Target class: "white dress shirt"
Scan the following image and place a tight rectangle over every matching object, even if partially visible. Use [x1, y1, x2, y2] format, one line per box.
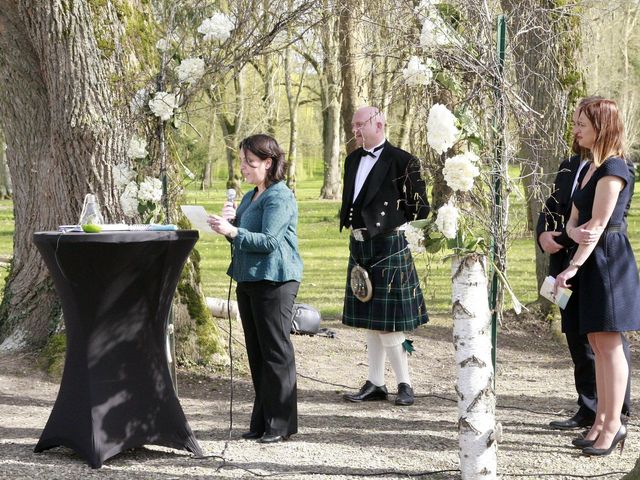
[571, 160, 589, 196]
[353, 139, 386, 202]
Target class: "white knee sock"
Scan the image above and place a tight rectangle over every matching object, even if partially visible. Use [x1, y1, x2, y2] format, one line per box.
[380, 332, 411, 386]
[366, 330, 386, 386]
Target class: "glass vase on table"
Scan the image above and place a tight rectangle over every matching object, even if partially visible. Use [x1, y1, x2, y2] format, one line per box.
[79, 194, 104, 233]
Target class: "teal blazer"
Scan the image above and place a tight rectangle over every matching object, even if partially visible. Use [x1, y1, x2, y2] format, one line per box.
[228, 181, 303, 283]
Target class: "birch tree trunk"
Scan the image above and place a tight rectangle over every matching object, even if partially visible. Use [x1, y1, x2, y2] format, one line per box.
[452, 254, 497, 479]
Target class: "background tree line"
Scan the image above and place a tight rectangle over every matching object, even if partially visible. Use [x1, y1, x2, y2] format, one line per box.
[0, 0, 638, 359]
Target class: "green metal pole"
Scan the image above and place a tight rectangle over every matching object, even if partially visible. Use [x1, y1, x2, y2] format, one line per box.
[489, 15, 507, 384]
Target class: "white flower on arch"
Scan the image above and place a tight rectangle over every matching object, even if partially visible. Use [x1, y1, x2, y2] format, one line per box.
[126, 135, 148, 160]
[435, 201, 458, 239]
[443, 152, 480, 192]
[427, 103, 459, 155]
[176, 58, 205, 84]
[149, 91, 178, 121]
[402, 56, 434, 87]
[198, 13, 234, 42]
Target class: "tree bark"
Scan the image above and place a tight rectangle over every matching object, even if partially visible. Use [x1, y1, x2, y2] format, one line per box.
[0, 0, 127, 348]
[318, 0, 342, 199]
[284, 42, 306, 194]
[0, 130, 11, 198]
[500, 0, 585, 296]
[452, 254, 497, 479]
[338, 0, 361, 155]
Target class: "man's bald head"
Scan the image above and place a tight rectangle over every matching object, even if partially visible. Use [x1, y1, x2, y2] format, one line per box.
[351, 106, 386, 149]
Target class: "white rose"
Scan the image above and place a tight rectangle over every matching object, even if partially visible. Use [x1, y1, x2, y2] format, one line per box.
[175, 57, 205, 84]
[402, 56, 434, 87]
[442, 152, 480, 192]
[404, 224, 426, 254]
[149, 91, 178, 121]
[435, 201, 458, 239]
[138, 177, 163, 203]
[197, 13, 234, 42]
[427, 103, 459, 155]
[126, 135, 148, 160]
[420, 16, 450, 48]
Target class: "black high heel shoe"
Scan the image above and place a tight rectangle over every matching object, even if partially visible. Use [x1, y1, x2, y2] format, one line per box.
[582, 425, 627, 456]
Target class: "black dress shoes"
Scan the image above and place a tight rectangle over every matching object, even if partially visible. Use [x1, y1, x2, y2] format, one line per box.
[549, 413, 594, 430]
[343, 380, 388, 402]
[395, 383, 414, 406]
[241, 431, 263, 440]
[259, 434, 288, 444]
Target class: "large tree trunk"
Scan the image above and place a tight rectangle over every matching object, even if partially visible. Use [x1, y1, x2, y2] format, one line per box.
[319, 0, 342, 199]
[0, 130, 11, 198]
[213, 72, 244, 193]
[501, 0, 584, 296]
[0, 0, 127, 348]
[284, 40, 306, 194]
[338, 0, 361, 155]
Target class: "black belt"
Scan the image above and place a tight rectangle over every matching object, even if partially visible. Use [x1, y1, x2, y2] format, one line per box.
[604, 224, 626, 234]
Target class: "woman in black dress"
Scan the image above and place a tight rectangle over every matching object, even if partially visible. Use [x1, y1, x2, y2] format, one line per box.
[555, 98, 640, 456]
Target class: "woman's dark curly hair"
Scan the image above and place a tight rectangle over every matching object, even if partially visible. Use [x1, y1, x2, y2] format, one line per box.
[239, 134, 287, 187]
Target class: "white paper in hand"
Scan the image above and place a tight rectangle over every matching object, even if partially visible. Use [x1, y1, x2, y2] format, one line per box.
[539, 275, 572, 310]
[180, 205, 213, 233]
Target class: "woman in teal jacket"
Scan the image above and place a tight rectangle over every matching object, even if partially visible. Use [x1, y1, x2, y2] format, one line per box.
[209, 134, 303, 444]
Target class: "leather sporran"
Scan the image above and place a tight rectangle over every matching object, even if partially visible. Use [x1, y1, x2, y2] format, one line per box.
[350, 264, 373, 302]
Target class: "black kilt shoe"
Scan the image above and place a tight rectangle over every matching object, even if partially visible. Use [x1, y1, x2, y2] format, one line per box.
[343, 380, 388, 402]
[395, 383, 414, 406]
[549, 413, 594, 430]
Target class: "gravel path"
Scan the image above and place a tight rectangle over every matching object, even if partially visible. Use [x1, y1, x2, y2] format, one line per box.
[1, 314, 638, 479]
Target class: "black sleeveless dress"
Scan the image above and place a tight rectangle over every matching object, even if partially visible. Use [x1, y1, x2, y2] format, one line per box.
[571, 156, 640, 334]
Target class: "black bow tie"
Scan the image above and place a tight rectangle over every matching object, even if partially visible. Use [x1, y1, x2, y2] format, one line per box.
[361, 145, 384, 157]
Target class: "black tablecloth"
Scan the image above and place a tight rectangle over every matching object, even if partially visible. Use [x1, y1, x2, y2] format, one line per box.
[32, 230, 203, 468]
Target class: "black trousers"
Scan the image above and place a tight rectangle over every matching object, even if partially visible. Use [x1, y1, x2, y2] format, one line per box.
[236, 280, 299, 437]
[566, 330, 631, 418]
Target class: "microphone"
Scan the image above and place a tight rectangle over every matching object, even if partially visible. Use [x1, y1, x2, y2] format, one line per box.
[226, 188, 236, 204]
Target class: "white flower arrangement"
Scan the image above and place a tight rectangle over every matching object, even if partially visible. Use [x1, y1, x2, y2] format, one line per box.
[149, 91, 178, 121]
[443, 152, 480, 192]
[435, 201, 459, 239]
[427, 103, 460, 155]
[402, 56, 434, 87]
[175, 57, 205, 85]
[113, 166, 163, 222]
[420, 15, 451, 48]
[138, 177, 163, 203]
[126, 135, 148, 160]
[112, 163, 134, 189]
[130, 88, 148, 114]
[156, 38, 171, 52]
[405, 223, 426, 254]
[198, 13, 234, 42]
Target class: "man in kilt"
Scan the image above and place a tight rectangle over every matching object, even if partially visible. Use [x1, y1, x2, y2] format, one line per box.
[339, 106, 430, 406]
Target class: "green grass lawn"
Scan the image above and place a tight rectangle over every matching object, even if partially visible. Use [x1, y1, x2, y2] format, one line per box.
[1, 173, 639, 320]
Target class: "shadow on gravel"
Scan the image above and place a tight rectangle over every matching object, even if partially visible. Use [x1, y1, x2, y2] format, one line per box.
[0, 393, 54, 408]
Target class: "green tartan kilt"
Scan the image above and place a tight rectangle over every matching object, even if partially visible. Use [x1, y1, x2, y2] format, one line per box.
[342, 231, 429, 331]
